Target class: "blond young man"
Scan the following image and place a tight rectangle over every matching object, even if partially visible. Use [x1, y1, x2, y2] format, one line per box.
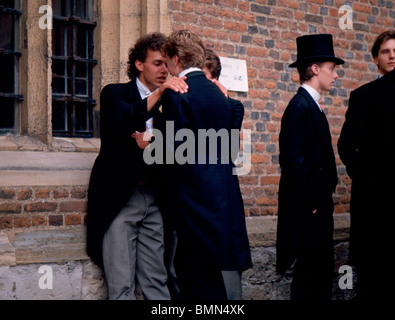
[157, 30, 252, 300]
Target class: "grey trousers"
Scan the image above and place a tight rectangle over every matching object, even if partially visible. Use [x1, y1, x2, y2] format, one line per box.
[222, 270, 242, 300]
[102, 185, 170, 300]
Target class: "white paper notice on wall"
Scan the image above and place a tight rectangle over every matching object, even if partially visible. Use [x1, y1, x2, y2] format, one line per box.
[218, 57, 249, 92]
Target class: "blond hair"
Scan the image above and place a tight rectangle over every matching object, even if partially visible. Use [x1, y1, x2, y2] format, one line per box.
[161, 30, 206, 69]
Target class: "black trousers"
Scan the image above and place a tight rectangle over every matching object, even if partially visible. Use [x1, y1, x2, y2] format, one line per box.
[291, 246, 334, 300]
[355, 245, 395, 300]
[291, 208, 335, 300]
[173, 245, 228, 300]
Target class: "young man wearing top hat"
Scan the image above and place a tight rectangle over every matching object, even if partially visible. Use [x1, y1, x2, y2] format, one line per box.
[276, 34, 344, 300]
[338, 30, 395, 299]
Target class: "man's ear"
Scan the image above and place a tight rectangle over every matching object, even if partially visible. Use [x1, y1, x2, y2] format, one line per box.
[135, 60, 144, 72]
[373, 56, 379, 68]
[174, 55, 181, 67]
[311, 63, 320, 76]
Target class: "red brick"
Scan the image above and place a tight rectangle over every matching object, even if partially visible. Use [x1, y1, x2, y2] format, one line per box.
[60, 201, 88, 213]
[181, 2, 194, 12]
[32, 216, 47, 227]
[65, 214, 82, 226]
[24, 202, 57, 213]
[260, 176, 280, 185]
[168, 0, 180, 10]
[219, 9, 231, 18]
[246, 47, 267, 57]
[272, 8, 293, 18]
[244, 14, 255, 23]
[249, 208, 261, 216]
[229, 33, 240, 42]
[214, 0, 237, 8]
[0, 203, 21, 213]
[71, 189, 86, 199]
[204, 28, 216, 38]
[195, 3, 206, 15]
[200, 16, 223, 29]
[18, 189, 32, 200]
[238, 1, 249, 11]
[14, 217, 31, 229]
[173, 12, 198, 23]
[49, 215, 63, 226]
[222, 44, 234, 54]
[0, 217, 13, 229]
[224, 21, 247, 32]
[239, 176, 258, 185]
[0, 189, 15, 199]
[36, 189, 50, 199]
[251, 154, 268, 164]
[353, 3, 372, 14]
[54, 189, 69, 199]
[257, 197, 278, 206]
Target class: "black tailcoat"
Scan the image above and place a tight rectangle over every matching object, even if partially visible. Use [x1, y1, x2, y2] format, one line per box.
[86, 80, 153, 268]
[277, 87, 338, 275]
[156, 71, 252, 299]
[338, 69, 395, 298]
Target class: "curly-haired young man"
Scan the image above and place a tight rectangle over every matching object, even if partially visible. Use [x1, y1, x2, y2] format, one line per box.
[86, 32, 187, 300]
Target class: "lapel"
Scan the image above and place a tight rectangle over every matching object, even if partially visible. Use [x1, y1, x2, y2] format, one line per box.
[127, 80, 142, 104]
[298, 87, 331, 147]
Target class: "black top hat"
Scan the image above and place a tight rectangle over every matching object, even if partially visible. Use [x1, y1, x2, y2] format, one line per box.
[289, 34, 345, 68]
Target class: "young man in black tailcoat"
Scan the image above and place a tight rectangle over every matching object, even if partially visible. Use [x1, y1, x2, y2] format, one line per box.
[276, 34, 344, 300]
[338, 30, 395, 300]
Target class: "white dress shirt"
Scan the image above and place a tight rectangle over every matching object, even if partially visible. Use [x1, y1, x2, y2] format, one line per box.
[179, 67, 201, 78]
[301, 83, 322, 112]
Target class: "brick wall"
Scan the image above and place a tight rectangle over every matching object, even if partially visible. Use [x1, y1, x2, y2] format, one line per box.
[168, 0, 395, 217]
[0, 186, 88, 230]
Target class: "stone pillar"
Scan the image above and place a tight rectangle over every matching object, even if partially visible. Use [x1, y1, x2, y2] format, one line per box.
[20, 0, 52, 146]
[141, 0, 171, 36]
[99, 0, 121, 86]
[99, 0, 172, 86]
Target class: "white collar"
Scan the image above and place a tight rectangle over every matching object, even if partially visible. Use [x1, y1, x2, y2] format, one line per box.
[136, 77, 156, 99]
[301, 83, 322, 112]
[179, 67, 201, 78]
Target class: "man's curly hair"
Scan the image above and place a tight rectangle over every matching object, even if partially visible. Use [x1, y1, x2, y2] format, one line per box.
[127, 32, 167, 80]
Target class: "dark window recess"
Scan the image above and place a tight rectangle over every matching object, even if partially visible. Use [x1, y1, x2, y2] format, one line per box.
[0, 1, 23, 133]
[52, 0, 97, 137]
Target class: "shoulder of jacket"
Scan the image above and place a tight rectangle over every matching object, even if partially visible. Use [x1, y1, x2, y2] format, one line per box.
[101, 81, 135, 98]
[288, 92, 310, 109]
[103, 81, 132, 91]
[350, 78, 378, 96]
